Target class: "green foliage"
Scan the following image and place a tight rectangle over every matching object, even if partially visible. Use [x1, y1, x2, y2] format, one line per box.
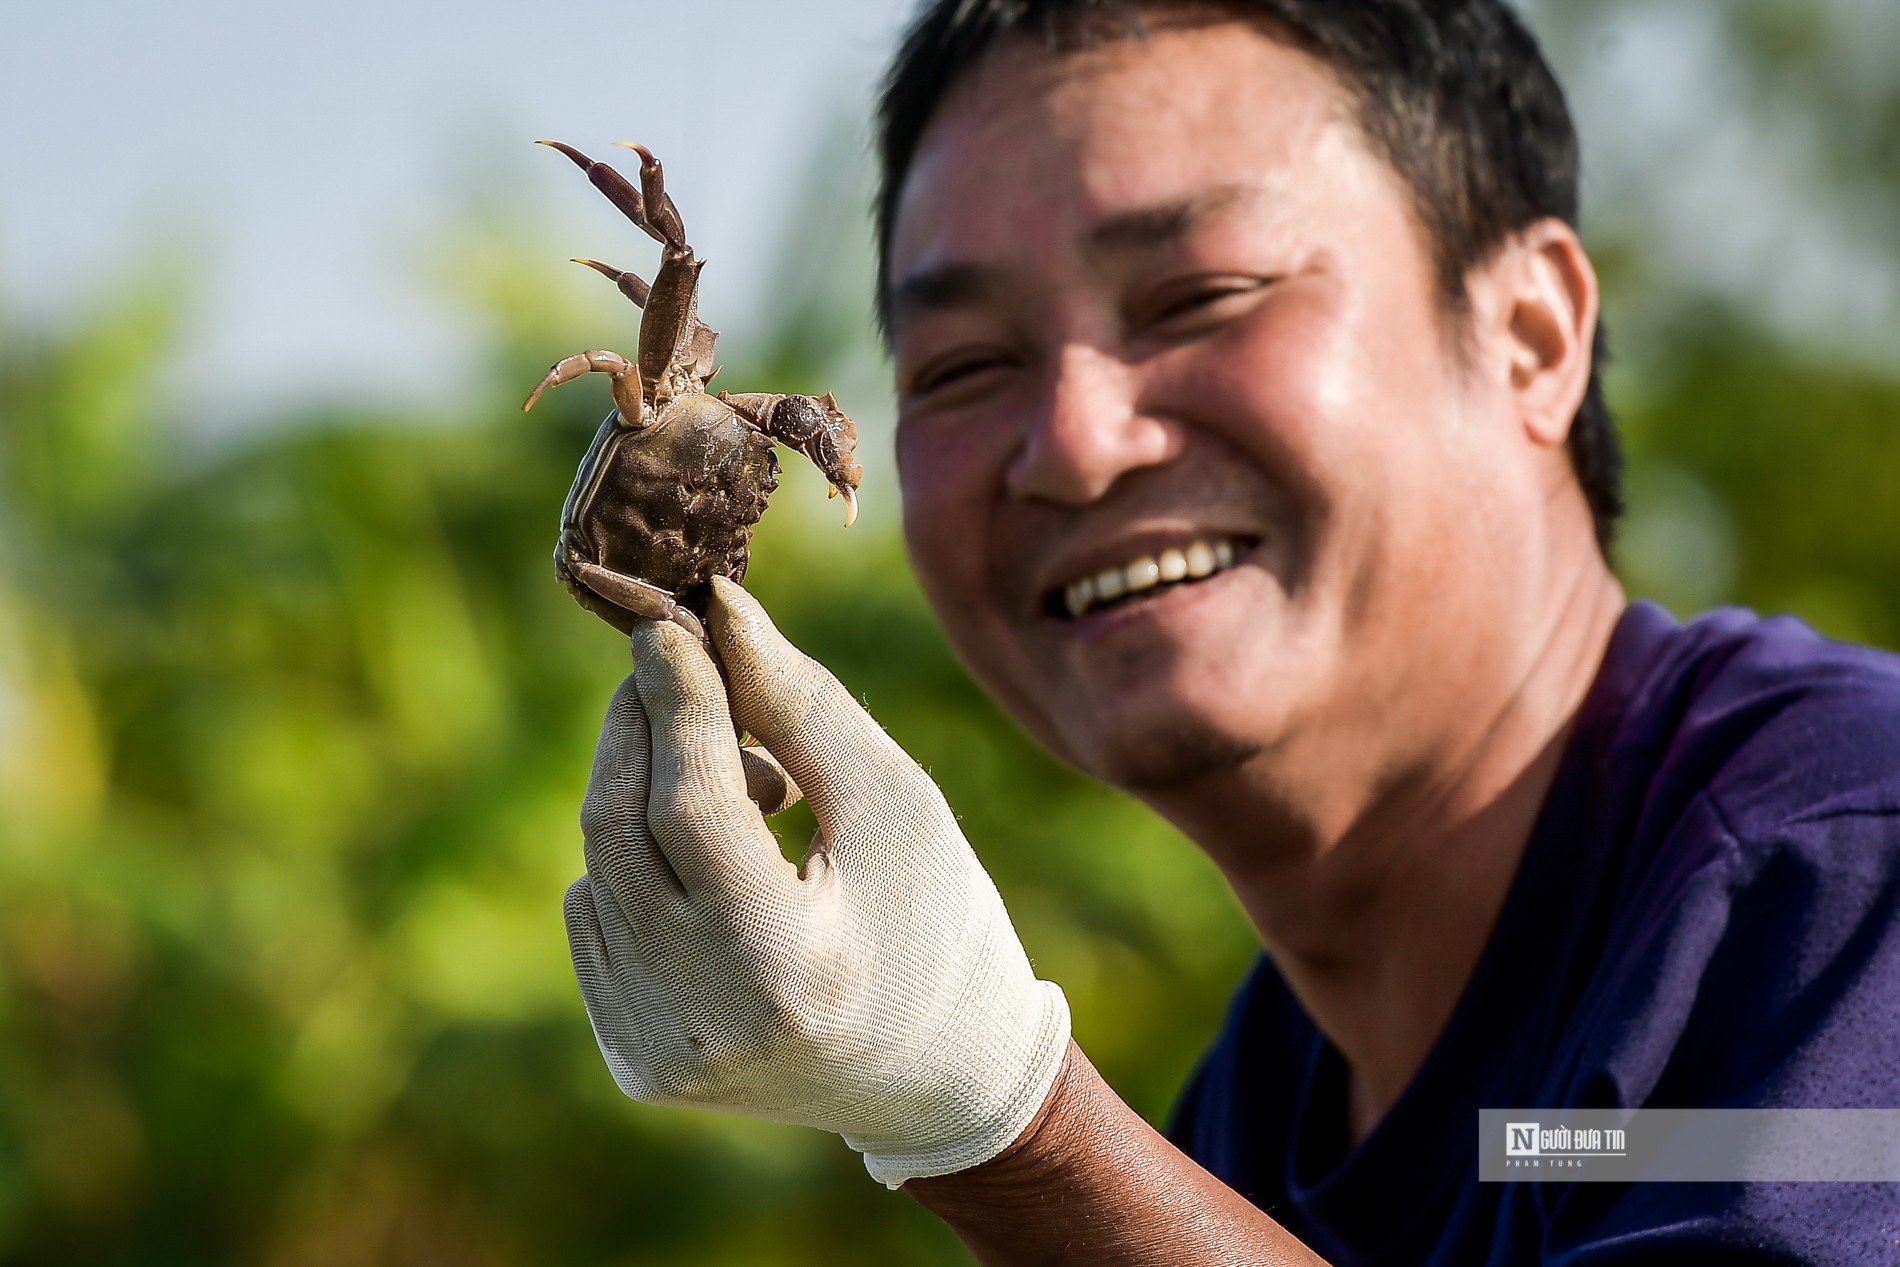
[1616, 309, 1900, 649]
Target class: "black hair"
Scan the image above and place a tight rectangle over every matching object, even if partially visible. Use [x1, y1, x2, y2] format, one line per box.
[875, 0, 1623, 552]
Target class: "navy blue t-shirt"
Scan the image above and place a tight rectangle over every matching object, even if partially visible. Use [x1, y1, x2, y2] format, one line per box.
[1169, 603, 1900, 1264]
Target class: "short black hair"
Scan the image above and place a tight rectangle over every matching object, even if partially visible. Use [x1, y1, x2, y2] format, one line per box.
[875, 0, 1623, 552]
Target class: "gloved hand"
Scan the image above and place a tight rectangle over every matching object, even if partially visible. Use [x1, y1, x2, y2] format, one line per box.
[564, 576, 1071, 1187]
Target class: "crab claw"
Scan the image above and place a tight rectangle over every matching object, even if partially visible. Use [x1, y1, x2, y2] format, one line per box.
[828, 483, 859, 527]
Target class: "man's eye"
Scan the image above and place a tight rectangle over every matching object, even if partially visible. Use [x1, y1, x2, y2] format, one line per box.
[908, 350, 1012, 399]
[1136, 277, 1271, 333]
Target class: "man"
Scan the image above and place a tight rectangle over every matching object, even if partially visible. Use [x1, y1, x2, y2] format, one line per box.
[561, 1, 1900, 1262]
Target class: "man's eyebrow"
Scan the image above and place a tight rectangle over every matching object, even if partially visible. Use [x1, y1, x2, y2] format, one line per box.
[887, 185, 1267, 327]
[1084, 184, 1263, 259]
[888, 262, 1001, 326]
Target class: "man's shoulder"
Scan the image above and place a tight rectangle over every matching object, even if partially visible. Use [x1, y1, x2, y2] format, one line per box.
[1573, 606, 1900, 1111]
[1569, 605, 1900, 1049]
[1609, 603, 1900, 839]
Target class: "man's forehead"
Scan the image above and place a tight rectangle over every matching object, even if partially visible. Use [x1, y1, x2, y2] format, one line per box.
[939, 19, 1346, 144]
[889, 22, 1359, 252]
[1082, 184, 1270, 257]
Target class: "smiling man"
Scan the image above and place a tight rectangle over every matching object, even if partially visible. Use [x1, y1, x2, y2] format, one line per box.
[563, 1, 1900, 1263]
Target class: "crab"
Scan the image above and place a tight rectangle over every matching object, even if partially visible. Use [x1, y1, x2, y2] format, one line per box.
[523, 140, 862, 641]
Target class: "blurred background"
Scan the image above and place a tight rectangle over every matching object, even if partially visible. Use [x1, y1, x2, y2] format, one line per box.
[2, 0, 1897, 1262]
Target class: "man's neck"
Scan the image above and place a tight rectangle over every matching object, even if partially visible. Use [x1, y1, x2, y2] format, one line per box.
[1153, 554, 1627, 1135]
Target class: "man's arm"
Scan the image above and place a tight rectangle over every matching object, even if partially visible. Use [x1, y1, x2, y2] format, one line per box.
[911, 1041, 1328, 1266]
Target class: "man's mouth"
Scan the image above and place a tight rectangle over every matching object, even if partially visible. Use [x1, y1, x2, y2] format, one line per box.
[1046, 536, 1256, 620]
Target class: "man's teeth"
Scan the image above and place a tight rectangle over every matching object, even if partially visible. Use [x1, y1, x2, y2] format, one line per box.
[1061, 538, 1245, 618]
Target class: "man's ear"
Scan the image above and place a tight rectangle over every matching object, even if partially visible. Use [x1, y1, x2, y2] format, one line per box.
[1471, 218, 1600, 449]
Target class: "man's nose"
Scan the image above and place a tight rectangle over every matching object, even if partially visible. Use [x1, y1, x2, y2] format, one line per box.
[1004, 344, 1182, 504]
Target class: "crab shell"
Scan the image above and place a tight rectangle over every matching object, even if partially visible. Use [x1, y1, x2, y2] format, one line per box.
[557, 393, 780, 620]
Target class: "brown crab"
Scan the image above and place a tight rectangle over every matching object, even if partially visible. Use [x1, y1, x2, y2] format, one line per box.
[523, 140, 863, 641]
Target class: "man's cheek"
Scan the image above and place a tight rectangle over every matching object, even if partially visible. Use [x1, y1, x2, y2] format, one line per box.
[898, 457, 981, 605]
[897, 422, 1006, 534]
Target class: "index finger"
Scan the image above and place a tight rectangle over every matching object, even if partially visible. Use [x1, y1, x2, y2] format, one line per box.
[629, 618, 799, 903]
[581, 673, 687, 922]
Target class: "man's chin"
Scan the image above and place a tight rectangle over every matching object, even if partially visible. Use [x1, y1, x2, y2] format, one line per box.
[1077, 723, 1262, 794]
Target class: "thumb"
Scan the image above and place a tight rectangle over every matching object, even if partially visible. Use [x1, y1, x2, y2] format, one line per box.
[706, 577, 942, 828]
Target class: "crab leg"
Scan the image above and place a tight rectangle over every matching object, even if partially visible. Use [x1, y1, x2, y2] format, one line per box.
[538, 140, 721, 398]
[522, 349, 646, 425]
[572, 257, 651, 309]
[606, 143, 707, 398]
[611, 142, 687, 252]
[577, 250, 716, 387]
[721, 391, 864, 525]
[559, 546, 708, 642]
[535, 139, 677, 248]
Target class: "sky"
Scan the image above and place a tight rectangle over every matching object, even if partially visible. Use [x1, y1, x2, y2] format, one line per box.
[1, 0, 913, 432]
[4, 0, 1894, 437]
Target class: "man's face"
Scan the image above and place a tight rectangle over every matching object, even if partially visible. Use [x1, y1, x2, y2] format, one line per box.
[887, 22, 1532, 793]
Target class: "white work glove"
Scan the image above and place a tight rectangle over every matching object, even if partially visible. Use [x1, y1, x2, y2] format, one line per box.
[564, 576, 1071, 1187]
